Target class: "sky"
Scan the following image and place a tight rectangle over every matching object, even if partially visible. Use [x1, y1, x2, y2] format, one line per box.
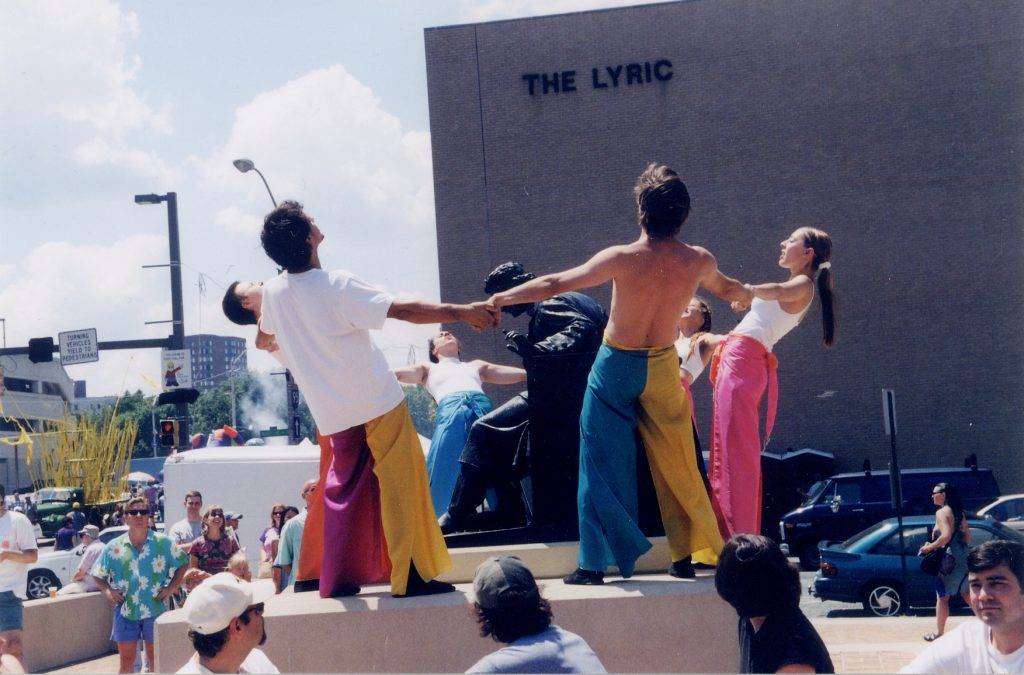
[0, 0, 658, 397]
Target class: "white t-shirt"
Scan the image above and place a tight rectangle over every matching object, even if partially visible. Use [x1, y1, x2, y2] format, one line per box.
[260, 269, 403, 435]
[0, 510, 38, 598]
[901, 618, 1024, 673]
[176, 648, 279, 673]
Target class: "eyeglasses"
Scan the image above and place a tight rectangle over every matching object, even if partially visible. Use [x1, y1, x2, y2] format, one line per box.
[126, 509, 149, 516]
[932, 490, 945, 495]
[272, 511, 285, 516]
[245, 603, 265, 616]
[208, 511, 224, 518]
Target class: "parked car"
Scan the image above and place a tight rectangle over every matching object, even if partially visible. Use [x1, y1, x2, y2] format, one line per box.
[978, 494, 1024, 533]
[25, 524, 162, 599]
[811, 516, 1024, 617]
[779, 467, 1000, 570]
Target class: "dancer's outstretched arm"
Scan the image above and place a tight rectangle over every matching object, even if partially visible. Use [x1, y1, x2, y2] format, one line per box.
[475, 362, 526, 385]
[744, 276, 812, 303]
[489, 247, 623, 308]
[392, 364, 428, 386]
[699, 254, 752, 306]
[388, 299, 497, 331]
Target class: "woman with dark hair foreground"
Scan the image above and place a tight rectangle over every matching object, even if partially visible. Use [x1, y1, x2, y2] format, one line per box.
[467, 556, 606, 673]
[393, 331, 525, 516]
[919, 482, 972, 641]
[715, 534, 834, 673]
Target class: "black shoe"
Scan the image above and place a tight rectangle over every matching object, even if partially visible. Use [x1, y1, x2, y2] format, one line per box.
[693, 562, 716, 571]
[395, 579, 456, 598]
[563, 568, 604, 585]
[293, 579, 320, 593]
[668, 558, 695, 579]
[438, 511, 457, 535]
[329, 583, 361, 597]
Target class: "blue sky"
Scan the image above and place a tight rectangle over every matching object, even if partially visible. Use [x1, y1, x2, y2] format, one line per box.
[0, 0, 653, 396]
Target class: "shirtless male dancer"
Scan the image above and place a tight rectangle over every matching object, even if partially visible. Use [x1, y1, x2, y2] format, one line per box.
[487, 164, 752, 584]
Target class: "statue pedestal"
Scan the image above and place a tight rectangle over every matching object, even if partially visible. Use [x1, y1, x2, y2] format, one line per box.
[155, 540, 738, 673]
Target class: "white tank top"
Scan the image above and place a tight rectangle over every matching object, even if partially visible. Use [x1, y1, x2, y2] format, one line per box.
[674, 335, 706, 382]
[425, 357, 484, 401]
[732, 290, 813, 352]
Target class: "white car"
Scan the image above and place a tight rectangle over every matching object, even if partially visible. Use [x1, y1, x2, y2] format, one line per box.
[979, 494, 1024, 533]
[25, 525, 161, 599]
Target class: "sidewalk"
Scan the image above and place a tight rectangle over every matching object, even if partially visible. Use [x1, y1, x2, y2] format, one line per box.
[814, 614, 969, 673]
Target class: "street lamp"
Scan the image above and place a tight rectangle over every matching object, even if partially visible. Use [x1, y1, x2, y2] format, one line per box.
[232, 159, 277, 207]
[135, 191, 189, 446]
[231, 159, 300, 444]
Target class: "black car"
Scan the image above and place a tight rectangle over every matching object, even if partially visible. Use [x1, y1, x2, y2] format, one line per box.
[780, 467, 1000, 570]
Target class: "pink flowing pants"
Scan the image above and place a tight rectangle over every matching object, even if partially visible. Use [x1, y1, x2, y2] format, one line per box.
[709, 335, 778, 537]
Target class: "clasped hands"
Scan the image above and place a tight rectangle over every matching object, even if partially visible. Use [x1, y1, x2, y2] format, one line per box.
[460, 296, 503, 332]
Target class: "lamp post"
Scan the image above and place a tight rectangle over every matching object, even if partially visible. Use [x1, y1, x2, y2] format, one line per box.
[134, 192, 189, 446]
[232, 159, 300, 444]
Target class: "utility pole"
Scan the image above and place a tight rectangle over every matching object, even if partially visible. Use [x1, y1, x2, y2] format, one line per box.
[165, 193, 190, 447]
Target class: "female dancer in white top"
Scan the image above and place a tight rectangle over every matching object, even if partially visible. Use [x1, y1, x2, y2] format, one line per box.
[393, 331, 525, 516]
[709, 227, 836, 537]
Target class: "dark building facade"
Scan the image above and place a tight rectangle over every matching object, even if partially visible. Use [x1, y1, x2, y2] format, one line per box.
[185, 334, 247, 392]
[425, 1, 1024, 489]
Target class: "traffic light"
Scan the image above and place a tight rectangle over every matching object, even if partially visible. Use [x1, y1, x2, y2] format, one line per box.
[28, 337, 54, 363]
[159, 419, 179, 448]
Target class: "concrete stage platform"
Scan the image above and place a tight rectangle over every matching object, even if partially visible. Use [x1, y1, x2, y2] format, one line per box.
[155, 540, 738, 673]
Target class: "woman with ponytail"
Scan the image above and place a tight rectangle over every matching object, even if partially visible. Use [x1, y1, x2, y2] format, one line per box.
[709, 227, 836, 537]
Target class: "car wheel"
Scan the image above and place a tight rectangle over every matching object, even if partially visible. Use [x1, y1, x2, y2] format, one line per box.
[26, 570, 59, 600]
[862, 582, 903, 617]
[797, 544, 820, 571]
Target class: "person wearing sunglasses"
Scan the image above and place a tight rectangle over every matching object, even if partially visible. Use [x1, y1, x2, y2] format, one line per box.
[178, 572, 278, 674]
[258, 504, 287, 580]
[90, 496, 189, 673]
[189, 506, 241, 579]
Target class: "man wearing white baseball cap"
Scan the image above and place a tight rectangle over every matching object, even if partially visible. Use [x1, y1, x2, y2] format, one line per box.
[177, 573, 278, 674]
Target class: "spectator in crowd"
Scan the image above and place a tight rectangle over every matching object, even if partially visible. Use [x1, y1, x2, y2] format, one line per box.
[715, 534, 834, 674]
[90, 496, 188, 674]
[282, 506, 299, 523]
[0, 485, 38, 664]
[259, 505, 286, 580]
[170, 491, 205, 549]
[190, 505, 240, 577]
[177, 573, 277, 674]
[920, 482, 972, 642]
[57, 525, 104, 596]
[54, 517, 77, 551]
[225, 511, 243, 546]
[68, 502, 87, 533]
[274, 480, 316, 593]
[466, 556, 605, 673]
[227, 552, 252, 583]
[902, 539, 1024, 673]
[144, 483, 160, 515]
[22, 498, 36, 527]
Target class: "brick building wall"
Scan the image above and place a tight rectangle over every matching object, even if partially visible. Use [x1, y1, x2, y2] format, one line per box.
[424, 0, 1024, 489]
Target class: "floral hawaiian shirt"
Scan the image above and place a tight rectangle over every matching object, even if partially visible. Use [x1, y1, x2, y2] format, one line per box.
[91, 530, 188, 621]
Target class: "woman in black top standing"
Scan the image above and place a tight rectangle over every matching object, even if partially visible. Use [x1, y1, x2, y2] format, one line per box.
[716, 534, 834, 673]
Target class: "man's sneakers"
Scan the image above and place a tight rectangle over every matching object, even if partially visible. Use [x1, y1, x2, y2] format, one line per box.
[563, 568, 605, 585]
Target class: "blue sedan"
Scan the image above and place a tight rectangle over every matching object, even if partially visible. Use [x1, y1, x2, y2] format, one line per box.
[811, 515, 1024, 617]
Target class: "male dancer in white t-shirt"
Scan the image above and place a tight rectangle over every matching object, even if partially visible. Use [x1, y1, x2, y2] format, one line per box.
[0, 484, 38, 663]
[243, 200, 494, 598]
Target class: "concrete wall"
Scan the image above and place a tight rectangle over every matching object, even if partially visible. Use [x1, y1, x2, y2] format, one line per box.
[156, 575, 738, 673]
[424, 0, 1024, 490]
[23, 592, 113, 673]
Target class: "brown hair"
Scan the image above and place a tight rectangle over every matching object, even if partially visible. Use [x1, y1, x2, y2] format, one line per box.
[269, 503, 287, 529]
[634, 163, 691, 239]
[796, 227, 836, 347]
[202, 504, 225, 537]
[124, 496, 148, 512]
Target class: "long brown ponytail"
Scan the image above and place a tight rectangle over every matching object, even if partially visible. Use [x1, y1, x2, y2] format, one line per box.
[798, 227, 836, 347]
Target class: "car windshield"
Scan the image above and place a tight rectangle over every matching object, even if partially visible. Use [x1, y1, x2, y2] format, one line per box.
[801, 480, 830, 507]
[36, 488, 72, 503]
[841, 521, 891, 549]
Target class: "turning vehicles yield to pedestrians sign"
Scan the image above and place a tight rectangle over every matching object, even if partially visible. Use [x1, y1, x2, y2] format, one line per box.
[58, 329, 98, 366]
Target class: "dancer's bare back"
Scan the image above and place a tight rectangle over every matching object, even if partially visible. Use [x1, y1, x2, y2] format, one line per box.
[490, 234, 748, 349]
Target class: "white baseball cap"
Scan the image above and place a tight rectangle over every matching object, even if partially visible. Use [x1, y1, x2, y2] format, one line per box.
[182, 573, 274, 635]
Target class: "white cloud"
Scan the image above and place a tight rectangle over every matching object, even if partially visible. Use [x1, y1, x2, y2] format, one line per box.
[73, 138, 181, 187]
[0, 235, 173, 396]
[213, 206, 263, 237]
[0, 0, 169, 136]
[458, 0, 660, 22]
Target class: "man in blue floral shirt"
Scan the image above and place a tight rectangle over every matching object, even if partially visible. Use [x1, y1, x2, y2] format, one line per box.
[91, 496, 189, 673]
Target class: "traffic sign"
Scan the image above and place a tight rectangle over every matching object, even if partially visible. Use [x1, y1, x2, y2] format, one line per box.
[58, 329, 98, 366]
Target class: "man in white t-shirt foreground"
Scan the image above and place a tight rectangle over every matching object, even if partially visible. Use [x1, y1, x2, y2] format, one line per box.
[0, 484, 38, 662]
[251, 200, 496, 600]
[902, 539, 1024, 673]
[178, 573, 278, 673]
